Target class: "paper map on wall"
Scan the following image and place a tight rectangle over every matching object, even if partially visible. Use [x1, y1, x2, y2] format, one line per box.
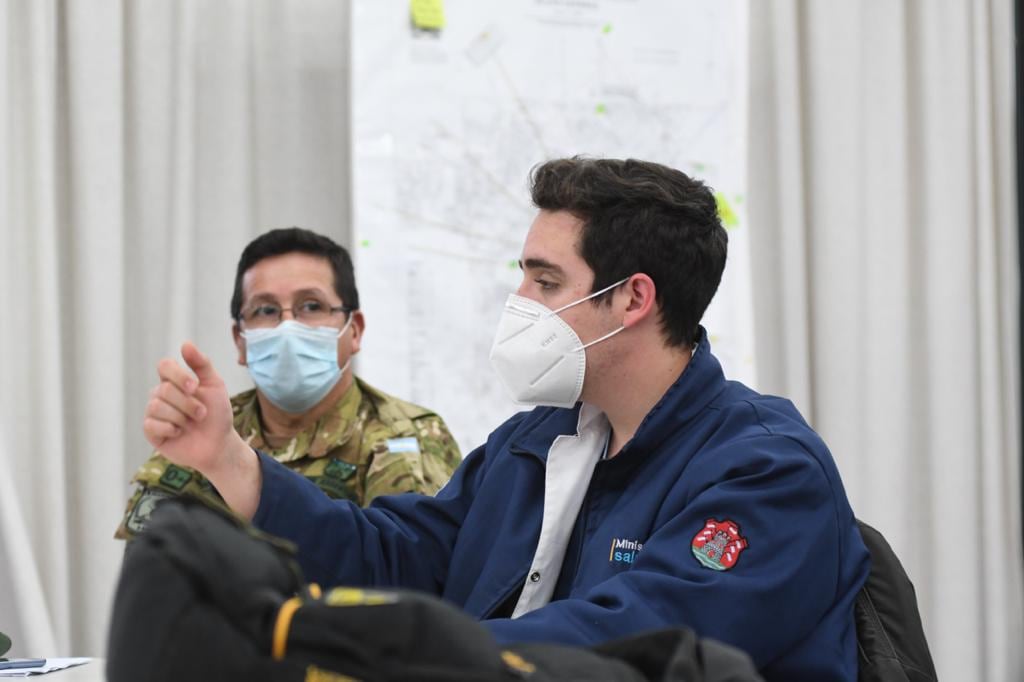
[352, 0, 753, 453]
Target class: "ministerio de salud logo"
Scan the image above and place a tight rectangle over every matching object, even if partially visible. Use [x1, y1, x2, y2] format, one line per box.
[608, 537, 644, 565]
[691, 518, 748, 571]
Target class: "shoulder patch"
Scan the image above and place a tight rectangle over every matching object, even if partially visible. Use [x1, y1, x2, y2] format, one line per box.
[125, 487, 176, 535]
[691, 518, 748, 571]
[386, 437, 420, 454]
[323, 459, 357, 481]
[159, 464, 193, 491]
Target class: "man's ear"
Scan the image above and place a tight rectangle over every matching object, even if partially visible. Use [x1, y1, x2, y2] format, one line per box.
[348, 311, 366, 356]
[621, 274, 657, 329]
[232, 322, 247, 366]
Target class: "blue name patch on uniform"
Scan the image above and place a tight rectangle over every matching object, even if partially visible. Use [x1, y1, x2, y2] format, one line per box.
[609, 537, 644, 565]
[386, 437, 420, 454]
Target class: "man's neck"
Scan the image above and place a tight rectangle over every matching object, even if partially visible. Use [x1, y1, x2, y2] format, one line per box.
[256, 374, 354, 447]
[596, 344, 693, 458]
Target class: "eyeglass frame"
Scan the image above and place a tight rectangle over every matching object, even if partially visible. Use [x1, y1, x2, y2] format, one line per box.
[236, 300, 356, 329]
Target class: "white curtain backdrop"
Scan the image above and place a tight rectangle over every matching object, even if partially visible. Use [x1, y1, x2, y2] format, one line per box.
[3, 0, 1024, 678]
[0, 0, 350, 657]
[748, 1, 1022, 680]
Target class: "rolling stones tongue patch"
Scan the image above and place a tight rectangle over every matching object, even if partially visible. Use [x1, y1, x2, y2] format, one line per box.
[691, 518, 748, 571]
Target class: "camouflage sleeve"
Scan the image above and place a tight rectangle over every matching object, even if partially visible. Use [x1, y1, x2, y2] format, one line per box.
[114, 453, 230, 541]
[362, 415, 462, 503]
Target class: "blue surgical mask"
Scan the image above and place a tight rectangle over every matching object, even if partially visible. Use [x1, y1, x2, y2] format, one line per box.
[242, 317, 352, 413]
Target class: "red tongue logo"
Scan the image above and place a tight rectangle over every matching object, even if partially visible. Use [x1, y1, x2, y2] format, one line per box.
[691, 518, 748, 571]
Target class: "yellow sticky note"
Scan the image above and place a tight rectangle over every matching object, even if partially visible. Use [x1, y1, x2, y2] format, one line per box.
[411, 0, 445, 30]
[715, 192, 740, 228]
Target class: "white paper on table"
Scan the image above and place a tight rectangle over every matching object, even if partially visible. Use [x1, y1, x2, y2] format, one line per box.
[0, 658, 91, 677]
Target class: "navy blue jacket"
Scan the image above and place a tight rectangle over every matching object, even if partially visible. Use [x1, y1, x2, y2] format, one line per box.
[254, 332, 870, 681]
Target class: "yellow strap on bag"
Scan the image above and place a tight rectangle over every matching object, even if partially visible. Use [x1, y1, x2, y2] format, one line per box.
[304, 664, 357, 682]
[273, 585, 322, 660]
[272, 597, 303, 660]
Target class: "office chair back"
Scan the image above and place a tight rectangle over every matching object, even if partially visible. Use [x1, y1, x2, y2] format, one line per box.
[855, 520, 938, 682]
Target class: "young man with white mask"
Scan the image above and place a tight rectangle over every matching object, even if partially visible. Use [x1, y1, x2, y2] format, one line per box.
[117, 227, 461, 540]
[140, 159, 869, 681]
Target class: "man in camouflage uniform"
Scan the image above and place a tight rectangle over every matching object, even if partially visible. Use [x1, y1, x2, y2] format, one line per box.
[116, 227, 461, 540]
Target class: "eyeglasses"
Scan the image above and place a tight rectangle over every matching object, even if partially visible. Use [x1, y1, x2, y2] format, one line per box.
[239, 299, 353, 329]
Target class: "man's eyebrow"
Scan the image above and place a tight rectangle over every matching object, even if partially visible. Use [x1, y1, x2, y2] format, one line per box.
[290, 287, 333, 299]
[245, 292, 279, 304]
[520, 258, 565, 275]
[245, 287, 333, 304]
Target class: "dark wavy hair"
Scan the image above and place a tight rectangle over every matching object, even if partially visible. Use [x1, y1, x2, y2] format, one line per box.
[530, 157, 727, 347]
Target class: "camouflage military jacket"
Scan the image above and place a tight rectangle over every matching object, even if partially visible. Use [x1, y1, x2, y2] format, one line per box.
[116, 377, 461, 540]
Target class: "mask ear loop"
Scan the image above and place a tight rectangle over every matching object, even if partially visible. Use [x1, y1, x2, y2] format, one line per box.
[335, 311, 355, 338]
[549, 276, 631, 316]
[336, 311, 356, 375]
[550, 276, 631, 352]
[572, 324, 626, 353]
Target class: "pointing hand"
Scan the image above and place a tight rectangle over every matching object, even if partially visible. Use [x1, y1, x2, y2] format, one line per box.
[142, 342, 237, 476]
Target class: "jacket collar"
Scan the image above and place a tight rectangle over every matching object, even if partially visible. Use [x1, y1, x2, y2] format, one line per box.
[508, 327, 726, 462]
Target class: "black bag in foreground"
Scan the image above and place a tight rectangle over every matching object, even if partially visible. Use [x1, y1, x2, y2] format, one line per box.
[107, 498, 762, 682]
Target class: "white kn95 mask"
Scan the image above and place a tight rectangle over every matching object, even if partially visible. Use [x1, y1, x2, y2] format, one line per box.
[488, 277, 629, 408]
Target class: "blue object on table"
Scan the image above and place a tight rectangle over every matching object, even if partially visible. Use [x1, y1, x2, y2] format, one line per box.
[0, 659, 46, 670]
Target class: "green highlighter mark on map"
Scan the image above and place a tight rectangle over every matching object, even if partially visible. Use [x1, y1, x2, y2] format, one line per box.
[715, 192, 741, 228]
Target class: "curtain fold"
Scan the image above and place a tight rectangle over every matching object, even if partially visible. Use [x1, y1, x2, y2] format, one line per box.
[0, 428, 60, 657]
[1, 0, 73, 655]
[0, 0, 350, 657]
[748, 1, 1022, 680]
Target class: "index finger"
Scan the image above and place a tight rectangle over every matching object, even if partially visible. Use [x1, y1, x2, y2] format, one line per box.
[157, 357, 198, 394]
[181, 341, 221, 385]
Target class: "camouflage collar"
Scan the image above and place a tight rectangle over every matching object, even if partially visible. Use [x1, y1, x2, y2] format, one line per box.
[231, 380, 365, 463]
